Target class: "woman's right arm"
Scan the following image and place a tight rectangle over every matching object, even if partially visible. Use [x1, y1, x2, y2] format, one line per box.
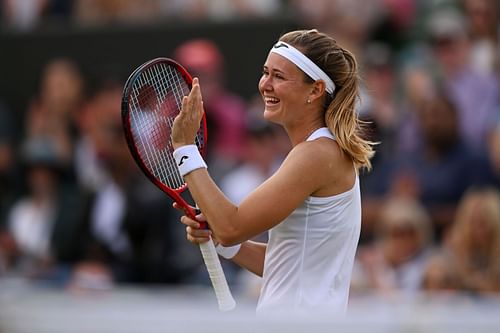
[231, 241, 266, 277]
[177, 207, 266, 277]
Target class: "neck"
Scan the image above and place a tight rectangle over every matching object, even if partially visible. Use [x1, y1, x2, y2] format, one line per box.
[287, 122, 326, 146]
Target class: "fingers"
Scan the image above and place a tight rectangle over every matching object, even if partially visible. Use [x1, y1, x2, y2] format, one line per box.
[174, 205, 210, 244]
[191, 77, 200, 96]
[186, 79, 202, 118]
[181, 78, 200, 111]
[180, 215, 201, 228]
[183, 216, 211, 244]
[187, 234, 210, 244]
[172, 203, 206, 222]
[171, 77, 204, 147]
[181, 95, 189, 116]
[175, 78, 202, 128]
[173, 202, 195, 212]
[191, 77, 200, 95]
[186, 225, 211, 244]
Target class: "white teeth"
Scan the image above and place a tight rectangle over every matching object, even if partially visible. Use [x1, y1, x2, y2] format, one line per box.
[264, 97, 279, 104]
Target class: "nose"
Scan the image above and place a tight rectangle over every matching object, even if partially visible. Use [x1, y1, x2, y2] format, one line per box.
[259, 75, 272, 93]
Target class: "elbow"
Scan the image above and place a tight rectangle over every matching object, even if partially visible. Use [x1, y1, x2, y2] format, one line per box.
[216, 233, 241, 247]
[215, 225, 243, 247]
[209, 207, 244, 246]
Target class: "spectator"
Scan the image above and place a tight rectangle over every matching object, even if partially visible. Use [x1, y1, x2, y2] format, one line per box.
[396, 64, 437, 154]
[389, 91, 495, 240]
[445, 187, 500, 293]
[359, 63, 436, 243]
[25, 58, 85, 167]
[70, 82, 202, 288]
[290, 0, 384, 57]
[72, 0, 161, 26]
[1, 0, 49, 30]
[351, 197, 433, 296]
[421, 252, 464, 294]
[73, 80, 112, 192]
[4, 138, 82, 284]
[359, 42, 400, 156]
[165, 0, 281, 21]
[357, 42, 401, 242]
[427, 9, 499, 151]
[173, 39, 247, 183]
[1, 0, 73, 30]
[463, 0, 499, 75]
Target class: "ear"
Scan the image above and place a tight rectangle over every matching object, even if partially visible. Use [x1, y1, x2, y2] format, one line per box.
[308, 80, 327, 103]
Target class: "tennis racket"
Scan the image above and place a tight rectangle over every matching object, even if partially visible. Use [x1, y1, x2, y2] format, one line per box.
[121, 57, 235, 311]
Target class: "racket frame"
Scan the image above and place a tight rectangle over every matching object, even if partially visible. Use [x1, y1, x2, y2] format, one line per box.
[121, 57, 235, 311]
[121, 57, 207, 222]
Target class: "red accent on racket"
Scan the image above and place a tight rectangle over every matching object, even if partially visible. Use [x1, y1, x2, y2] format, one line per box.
[121, 57, 235, 311]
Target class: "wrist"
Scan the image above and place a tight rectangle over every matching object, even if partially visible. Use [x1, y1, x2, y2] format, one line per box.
[172, 141, 191, 150]
[173, 145, 207, 177]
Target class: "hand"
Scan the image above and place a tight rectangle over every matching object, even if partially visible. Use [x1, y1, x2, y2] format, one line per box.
[173, 202, 212, 244]
[171, 77, 205, 150]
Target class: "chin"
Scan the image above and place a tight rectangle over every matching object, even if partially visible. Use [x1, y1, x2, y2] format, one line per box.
[263, 109, 281, 124]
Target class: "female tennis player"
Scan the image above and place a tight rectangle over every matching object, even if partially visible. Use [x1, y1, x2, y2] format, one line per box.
[171, 29, 374, 315]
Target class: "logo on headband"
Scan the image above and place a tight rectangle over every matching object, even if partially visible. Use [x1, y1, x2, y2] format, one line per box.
[273, 42, 289, 49]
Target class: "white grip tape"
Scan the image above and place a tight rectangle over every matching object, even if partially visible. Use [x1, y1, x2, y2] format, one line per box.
[216, 243, 241, 259]
[199, 240, 236, 311]
[173, 145, 207, 177]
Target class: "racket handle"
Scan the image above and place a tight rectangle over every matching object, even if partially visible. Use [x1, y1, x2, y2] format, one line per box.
[199, 240, 236, 311]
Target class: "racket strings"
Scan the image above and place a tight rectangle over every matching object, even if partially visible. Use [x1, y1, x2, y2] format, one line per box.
[129, 63, 204, 190]
[135, 72, 175, 186]
[161, 65, 205, 149]
[132, 70, 171, 185]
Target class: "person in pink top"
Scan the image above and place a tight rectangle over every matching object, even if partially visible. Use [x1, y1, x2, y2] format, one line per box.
[173, 39, 247, 182]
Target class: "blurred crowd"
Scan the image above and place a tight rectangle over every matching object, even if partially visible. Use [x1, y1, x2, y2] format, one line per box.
[0, 0, 500, 304]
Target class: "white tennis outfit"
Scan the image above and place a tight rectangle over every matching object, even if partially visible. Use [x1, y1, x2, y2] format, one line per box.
[256, 127, 361, 315]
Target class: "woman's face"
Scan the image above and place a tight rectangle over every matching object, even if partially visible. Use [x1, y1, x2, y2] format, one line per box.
[383, 223, 421, 265]
[258, 52, 312, 126]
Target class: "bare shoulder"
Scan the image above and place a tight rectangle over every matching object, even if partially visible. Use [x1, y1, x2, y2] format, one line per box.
[285, 137, 346, 168]
[284, 138, 355, 196]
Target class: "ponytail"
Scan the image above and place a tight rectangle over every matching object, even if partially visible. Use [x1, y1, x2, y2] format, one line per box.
[325, 49, 374, 171]
[280, 29, 375, 171]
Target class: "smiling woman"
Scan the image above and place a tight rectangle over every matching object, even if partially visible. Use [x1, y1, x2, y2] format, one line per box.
[171, 29, 375, 315]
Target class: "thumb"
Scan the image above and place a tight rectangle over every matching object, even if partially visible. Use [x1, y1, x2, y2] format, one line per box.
[195, 213, 207, 221]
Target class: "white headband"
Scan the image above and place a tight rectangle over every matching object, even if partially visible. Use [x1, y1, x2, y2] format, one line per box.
[270, 41, 335, 95]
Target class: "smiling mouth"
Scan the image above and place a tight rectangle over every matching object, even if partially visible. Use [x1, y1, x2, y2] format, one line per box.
[264, 96, 280, 106]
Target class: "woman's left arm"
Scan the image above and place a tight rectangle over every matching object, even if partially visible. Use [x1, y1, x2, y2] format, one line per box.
[172, 79, 338, 245]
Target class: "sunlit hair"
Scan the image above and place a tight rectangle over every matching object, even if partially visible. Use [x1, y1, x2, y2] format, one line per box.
[279, 29, 375, 171]
[377, 197, 433, 247]
[449, 187, 500, 291]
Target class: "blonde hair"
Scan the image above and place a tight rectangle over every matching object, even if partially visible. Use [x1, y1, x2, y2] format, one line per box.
[378, 197, 433, 247]
[449, 187, 500, 291]
[279, 29, 375, 171]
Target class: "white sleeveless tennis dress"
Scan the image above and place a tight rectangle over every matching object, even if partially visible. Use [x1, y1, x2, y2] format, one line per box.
[256, 127, 361, 315]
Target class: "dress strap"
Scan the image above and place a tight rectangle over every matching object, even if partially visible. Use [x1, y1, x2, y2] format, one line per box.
[306, 127, 335, 141]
